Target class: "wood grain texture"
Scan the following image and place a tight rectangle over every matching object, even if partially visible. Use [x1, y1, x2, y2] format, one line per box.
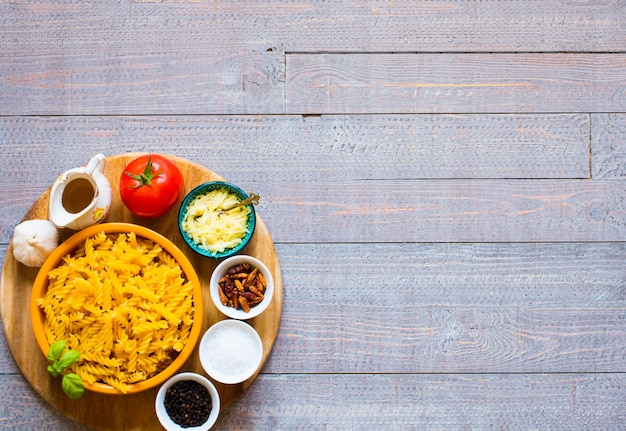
[266, 242, 626, 374]
[0, 114, 590, 184]
[286, 53, 626, 114]
[0, 52, 285, 115]
[0, 375, 90, 431]
[219, 374, 626, 430]
[1, 1, 624, 53]
[591, 114, 626, 179]
[260, 179, 626, 242]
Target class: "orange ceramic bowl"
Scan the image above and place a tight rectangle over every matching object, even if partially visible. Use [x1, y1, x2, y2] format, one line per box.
[30, 223, 204, 395]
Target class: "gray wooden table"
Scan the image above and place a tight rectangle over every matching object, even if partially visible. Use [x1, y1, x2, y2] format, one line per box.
[1, 1, 625, 429]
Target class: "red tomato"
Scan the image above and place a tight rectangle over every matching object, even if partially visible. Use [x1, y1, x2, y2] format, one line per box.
[119, 154, 185, 218]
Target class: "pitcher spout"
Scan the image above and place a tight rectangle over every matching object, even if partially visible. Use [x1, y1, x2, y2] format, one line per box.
[48, 154, 112, 230]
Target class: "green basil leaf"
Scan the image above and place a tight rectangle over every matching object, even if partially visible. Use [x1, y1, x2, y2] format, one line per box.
[47, 364, 61, 378]
[61, 373, 84, 399]
[47, 340, 66, 363]
[57, 349, 80, 370]
[51, 362, 66, 377]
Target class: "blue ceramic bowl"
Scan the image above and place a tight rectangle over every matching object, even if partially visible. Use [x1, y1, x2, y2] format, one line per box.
[178, 181, 256, 259]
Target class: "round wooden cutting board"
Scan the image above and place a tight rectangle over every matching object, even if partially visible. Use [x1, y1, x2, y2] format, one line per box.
[0, 154, 282, 431]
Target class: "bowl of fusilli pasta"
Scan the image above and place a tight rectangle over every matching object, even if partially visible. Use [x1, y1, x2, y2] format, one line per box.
[30, 223, 204, 395]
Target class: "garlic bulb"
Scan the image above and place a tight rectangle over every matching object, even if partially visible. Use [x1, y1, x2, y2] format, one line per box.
[12, 219, 59, 267]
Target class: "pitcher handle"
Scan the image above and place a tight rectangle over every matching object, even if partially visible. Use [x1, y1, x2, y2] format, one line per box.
[84, 153, 106, 175]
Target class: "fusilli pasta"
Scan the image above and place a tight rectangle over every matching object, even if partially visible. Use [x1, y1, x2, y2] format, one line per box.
[37, 231, 195, 394]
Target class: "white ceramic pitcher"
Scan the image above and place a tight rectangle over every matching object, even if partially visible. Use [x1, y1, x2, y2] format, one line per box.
[48, 154, 112, 230]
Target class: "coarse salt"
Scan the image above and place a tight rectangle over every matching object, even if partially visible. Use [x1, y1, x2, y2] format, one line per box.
[203, 324, 261, 381]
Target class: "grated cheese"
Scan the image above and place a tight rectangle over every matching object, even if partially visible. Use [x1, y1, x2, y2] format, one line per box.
[181, 188, 250, 253]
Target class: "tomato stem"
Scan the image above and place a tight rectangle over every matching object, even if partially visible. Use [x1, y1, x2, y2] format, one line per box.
[123, 156, 162, 188]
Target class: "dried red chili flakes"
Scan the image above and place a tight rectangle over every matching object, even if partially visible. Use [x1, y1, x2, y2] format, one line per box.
[217, 262, 267, 312]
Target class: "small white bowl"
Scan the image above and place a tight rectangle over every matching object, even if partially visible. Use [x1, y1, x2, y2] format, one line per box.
[155, 372, 220, 431]
[199, 320, 263, 385]
[209, 255, 274, 320]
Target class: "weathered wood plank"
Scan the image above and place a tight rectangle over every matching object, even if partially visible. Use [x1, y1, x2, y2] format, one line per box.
[266, 243, 626, 373]
[0, 376, 90, 431]
[2, 179, 626, 244]
[592, 114, 626, 179]
[260, 179, 626, 242]
[0, 52, 285, 115]
[0, 114, 590, 184]
[0, 373, 624, 430]
[5, 52, 625, 115]
[1, 1, 624, 53]
[286, 53, 626, 114]
[229, 374, 626, 430]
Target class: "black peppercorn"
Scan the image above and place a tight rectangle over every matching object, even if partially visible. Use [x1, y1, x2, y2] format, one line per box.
[164, 380, 212, 428]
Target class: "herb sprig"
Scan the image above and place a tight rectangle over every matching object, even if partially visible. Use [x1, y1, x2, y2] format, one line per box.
[46, 340, 84, 399]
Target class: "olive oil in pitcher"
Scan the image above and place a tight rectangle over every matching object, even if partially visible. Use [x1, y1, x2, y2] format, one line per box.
[61, 177, 96, 214]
